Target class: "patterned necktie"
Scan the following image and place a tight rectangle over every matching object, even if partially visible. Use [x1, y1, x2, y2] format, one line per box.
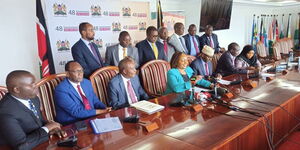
[192, 36, 199, 54]
[205, 63, 209, 76]
[28, 100, 39, 118]
[123, 47, 127, 58]
[127, 80, 137, 103]
[77, 85, 91, 110]
[209, 36, 214, 48]
[89, 43, 101, 64]
[151, 43, 158, 59]
[163, 40, 168, 56]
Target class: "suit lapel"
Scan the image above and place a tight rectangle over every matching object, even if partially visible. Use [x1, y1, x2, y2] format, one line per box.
[127, 46, 133, 57]
[118, 75, 128, 102]
[79, 39, 100, 65]
[198, 58, 206, 76]
[9, 95, 42, 125]
[66, 80, 83, 104]
[145, 40, 155, 59]
[112, 45, 119, 63]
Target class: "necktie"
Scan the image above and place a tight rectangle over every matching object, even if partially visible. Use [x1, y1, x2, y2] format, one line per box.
[179, 37, 187, 53]
[209, 36, 214, 48]
[28, 100, 39, 118]
[77, 85, 91, 110]
[192, 36, 199, 54]
[122, 47, 127, 58]
[151, 43, 158, 59]
[127, 80, 137, 103]
[89, 43, 101, 64]
[163, 40, 168, 56]
[205, 63, 209, 76]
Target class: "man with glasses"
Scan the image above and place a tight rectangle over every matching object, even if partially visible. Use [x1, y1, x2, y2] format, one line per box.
[136, 26, 167, 66]
[216, 43, 255, 77]
[72, 22, 105, 78]
[54, 61, 111, 125]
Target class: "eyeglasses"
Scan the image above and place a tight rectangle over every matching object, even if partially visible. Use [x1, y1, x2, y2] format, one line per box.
[69, 69, 84, 74]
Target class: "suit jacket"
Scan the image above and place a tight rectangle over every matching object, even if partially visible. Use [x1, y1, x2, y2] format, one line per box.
[199, 33, 220, 53]
[0, 94, 48, 150]
[183, 34, 201, 55]
[158, 38, 175, 62]
[71, 39, 105, 78]
[55, 78, 106, 125]
[216, 51, 248, 77]
[108, 74, 149, 109]
[105, 44, 139, 67]
[190, 57, 213, 76]
[164, 67, 211, 95]
[168, 34, 189, 54]
[136, 39, 167, 67]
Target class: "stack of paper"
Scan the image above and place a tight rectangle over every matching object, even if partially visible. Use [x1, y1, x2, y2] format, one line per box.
[90, 117, 123, 134]
[130, 100, 165, 115]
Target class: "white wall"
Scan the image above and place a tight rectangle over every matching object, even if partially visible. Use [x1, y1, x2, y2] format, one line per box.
[0, 0, 39, 85]
[0, 0, 299, 85]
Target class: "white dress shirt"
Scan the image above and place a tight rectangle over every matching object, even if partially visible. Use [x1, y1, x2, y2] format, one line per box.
[12, 95, 49, 133]
[118, 44, 127, 61]
[121, 75, 137, 104]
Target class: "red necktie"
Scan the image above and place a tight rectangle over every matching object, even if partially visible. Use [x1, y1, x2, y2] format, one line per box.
[209, 36, 214, 48]
[127, 80, 137, 103]
[77, 85, 91, 110]
[205, 63, 209, 76]
[163, 40, 168, 56]
[192, 36, 199, 54]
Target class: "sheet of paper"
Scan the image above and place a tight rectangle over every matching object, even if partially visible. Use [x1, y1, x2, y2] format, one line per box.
[261, 73, 276, 78]
[217, 79, 231, 85]
[190, 86, 212, 93]
[93, 117, 122, 133]
[261, 65, 273, 72]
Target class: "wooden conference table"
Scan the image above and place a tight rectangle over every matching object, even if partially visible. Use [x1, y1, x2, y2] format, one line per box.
[4, 70, 300, 150]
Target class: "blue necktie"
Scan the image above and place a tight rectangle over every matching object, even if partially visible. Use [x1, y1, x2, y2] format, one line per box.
[28, 100, 39, 118]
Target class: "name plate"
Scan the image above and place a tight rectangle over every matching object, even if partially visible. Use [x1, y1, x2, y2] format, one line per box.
[192, 104, 203, 112]
[139, 121, 159, 132]
[224, 92, 234, 99]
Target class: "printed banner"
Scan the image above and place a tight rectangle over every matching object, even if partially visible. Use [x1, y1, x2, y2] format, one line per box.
[44, 0, 150, 73]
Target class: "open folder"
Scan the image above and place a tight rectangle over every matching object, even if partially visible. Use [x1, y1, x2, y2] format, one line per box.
[90, 117, 123, 134]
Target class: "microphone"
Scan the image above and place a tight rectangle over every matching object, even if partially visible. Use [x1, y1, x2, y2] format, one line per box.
[123, 107, 139, 123]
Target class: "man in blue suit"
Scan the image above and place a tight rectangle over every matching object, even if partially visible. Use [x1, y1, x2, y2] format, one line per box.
[108, 57, 149, 109]
[72, 22, 105, 78]
[55, 61, 111, 125]
[199, 25, 222, 53]
[183, 24, 201, 56]
[136, 26, 167, 67]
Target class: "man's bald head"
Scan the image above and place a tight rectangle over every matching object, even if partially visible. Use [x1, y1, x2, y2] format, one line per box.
[6, 70, 37, 99]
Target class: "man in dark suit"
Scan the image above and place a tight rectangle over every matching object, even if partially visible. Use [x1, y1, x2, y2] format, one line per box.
[190, 45, 214, 76]
[158, 27, 175, 62]
[105, 31, 139, 67]
[199, 25, 222, 53]
[55, 61, 111, 125]
[0, 70, 66, 150]
[136, 26, 167, 67]
[216, 43, 255, 76]
[108, 57, 149, 109]
[183, 24, 201, 56]
[72, 22, 105, 78]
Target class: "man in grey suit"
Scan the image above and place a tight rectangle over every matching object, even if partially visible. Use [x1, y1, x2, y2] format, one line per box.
[168, 22, 189, 54]
[158, 27, 175, 62]
[108, 57, 149, 109]
[105, 31, 139, 67]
